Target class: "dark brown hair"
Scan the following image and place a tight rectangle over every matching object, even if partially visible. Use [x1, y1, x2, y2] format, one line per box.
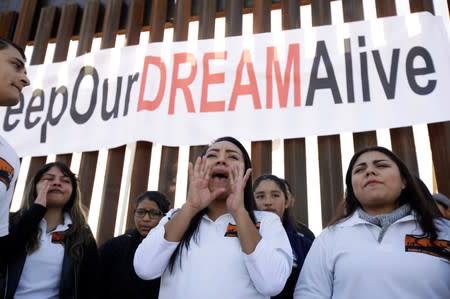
[17, 162, 94, 259]
[0, 37, 26, 60]
[330, 146, 439, 239]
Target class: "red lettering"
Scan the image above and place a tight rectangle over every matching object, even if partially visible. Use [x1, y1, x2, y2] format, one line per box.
[229, 50, 261, 111]
[168, 53, 197, 115]
[200, 52, 227, 112]
[137, 56, 167, 111]
[266, 43, 301, 108]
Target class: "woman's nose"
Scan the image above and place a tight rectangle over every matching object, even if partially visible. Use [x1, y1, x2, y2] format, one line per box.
[264, 198, 273, 205]
[216, 154, 226, 164]
[52, 179, 62, 186]
[365, 167, 376, 176]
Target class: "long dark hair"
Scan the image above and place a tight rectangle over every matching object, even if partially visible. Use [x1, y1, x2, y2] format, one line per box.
[16, 162, 94, 259]
[168, 136, 256, 271]
[253, 174, 304, 256]
[330, 146, 439, 239]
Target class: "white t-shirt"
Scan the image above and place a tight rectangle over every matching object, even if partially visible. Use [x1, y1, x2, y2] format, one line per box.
[134, 210, 293, 299]
[295, 213, 450, 299]
[0, 135, 20, 237]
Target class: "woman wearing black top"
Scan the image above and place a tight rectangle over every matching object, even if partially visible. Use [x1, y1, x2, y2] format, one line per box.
[99, 191, 169, 299]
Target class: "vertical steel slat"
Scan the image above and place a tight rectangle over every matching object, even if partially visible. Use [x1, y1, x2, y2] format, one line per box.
[53, 4, 79, 165]
[124, 0, 151, 230]
[157, 0, 192, 206]
[280, 0, 309, 225]
[250, 0, 272, 178]
[22, 6, 57, 196]
[409, 0, 450, 196]
[77, 0, 101, 210]
[311, 0, 344, 227]
[342, 0, 378, 151]
[96, 0, 126, 245]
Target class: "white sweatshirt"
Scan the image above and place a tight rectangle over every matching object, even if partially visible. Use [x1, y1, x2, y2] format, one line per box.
[134, 210, 293, 299]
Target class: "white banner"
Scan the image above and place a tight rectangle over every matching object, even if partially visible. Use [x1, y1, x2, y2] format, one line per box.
[2, 12, 450, 157]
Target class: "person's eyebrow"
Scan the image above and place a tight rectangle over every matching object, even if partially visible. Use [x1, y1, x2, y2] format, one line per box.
[373, 159, 390, 164]
[12, 57, 26, 68]
[206, 148, 241, 158]
[225, 149, 240, 155]
[42, 173, 55, 178]
[354, 158, 390, 168]
[354, 162, 367, 168]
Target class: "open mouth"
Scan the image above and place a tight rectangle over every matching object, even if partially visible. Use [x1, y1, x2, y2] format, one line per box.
[210, 169, 229, 185]
[211, 171, 228, 179]
[48, 189, 64, 194]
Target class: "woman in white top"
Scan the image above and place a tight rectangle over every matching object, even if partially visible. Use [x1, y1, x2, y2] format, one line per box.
[295, 146, 450, 299]
[1, 162, 98, 299]
[134, 136, 292, 299]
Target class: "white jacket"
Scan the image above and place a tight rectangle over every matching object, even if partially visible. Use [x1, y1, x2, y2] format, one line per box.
[134, 210, 293, 299]
[0, 136, 20, 237]
[295, 212, 450, 299]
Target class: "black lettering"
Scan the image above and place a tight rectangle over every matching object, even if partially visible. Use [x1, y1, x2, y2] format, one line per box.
[3, 94, 24, 131]
[25, 89, 44, 129]
[101, 77, 122, 121]
[123, 73, 139, 116]
[344, 38, 354, 103]
[71, 66, 98, 124]
[406, 46, 436, 95]
[306, 41, 342, 106]
[40, 86, 68, 143]
[359, 36, 370, 102]
[372, 49, 400, 99]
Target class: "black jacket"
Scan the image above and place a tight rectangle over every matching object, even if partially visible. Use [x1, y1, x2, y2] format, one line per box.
[0, 204, 99, 299]
[99, 228, 160, 299]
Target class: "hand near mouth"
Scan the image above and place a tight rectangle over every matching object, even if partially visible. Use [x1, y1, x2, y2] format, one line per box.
[35, 181, 49, 207]
[185, 156, 226, 213]
[226, 164, 252, 217]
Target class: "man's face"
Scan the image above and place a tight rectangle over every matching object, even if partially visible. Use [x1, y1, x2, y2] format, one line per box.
[0, 46, 30, 106]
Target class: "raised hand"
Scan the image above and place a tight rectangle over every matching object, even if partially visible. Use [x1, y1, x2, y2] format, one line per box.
[226, 163, 252, 216]
[186, 156, 225, 213]
[35, 180, 49, 207]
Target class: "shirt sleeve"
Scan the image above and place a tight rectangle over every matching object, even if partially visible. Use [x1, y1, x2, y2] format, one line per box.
[0, 145, 19, 238]
[133, 210, 179, 280]
[294, 229, 333, 299]
[0, 183, 10, 237]
[0, 174, 17, 237]
[243, 212, 293, 296]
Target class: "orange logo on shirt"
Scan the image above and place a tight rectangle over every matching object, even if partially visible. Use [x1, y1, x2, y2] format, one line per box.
[0, 158, 14, 190]
[405, 234, 450, 262]
[51, 231, 65, 243]
[224, 222, 261, 237]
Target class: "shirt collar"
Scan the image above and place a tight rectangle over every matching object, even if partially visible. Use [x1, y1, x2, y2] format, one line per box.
[40, 212, 73, 233]
[336, 211, 416, 228]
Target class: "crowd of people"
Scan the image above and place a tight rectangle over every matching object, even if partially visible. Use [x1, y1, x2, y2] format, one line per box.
[0, 38, 449, 298]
